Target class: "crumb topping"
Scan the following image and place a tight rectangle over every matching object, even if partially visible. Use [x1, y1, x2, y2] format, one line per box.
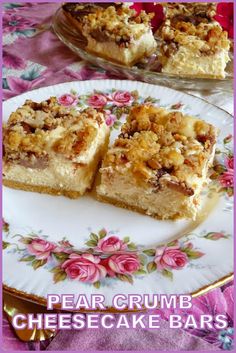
[62, 2, 124, 19]
[3, 97, 105, 168]
[101, 105, 217, 193]
[159, 20, 229, 52]
[82, 6, 154, 45]
[162, 2, 217, 21]
[156, 2, 230, 65]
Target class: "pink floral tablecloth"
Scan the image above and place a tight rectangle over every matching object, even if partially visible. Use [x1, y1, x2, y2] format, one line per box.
[2, 2, 234, 351]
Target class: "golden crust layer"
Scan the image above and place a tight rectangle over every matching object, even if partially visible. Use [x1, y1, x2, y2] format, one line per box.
[96, 193, 182, 220]
[3, 179, 83, 199]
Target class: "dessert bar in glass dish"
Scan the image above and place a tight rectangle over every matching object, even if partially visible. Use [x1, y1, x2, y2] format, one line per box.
[53, 2, 233, 92]
[3, 97, 110, 198]
[156, 2, 230, 79]
[64, 3, 157, 66]
[97, 104, 218, 220]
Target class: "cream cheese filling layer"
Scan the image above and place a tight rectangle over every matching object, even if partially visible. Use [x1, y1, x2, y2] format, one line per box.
[85, 30, 157, 64]
[4, 121, 109, 193]
[162, 46, 230, 78]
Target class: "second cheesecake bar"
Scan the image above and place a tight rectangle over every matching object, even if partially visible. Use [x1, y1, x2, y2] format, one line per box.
[97, 104, 218, 220]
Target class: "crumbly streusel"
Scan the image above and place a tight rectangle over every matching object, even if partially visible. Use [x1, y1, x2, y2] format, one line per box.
[159, 19, 229, 51]
[83, 6, 154, 44]
[3, 97, 105, 165]
[162, 2, 217, 21]
[102, 105, 217, 190]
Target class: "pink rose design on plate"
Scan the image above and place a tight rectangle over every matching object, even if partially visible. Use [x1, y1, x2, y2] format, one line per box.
[58, 239, 73, 248]
[61, 253, 107, 283]
[27, 239, 57, 260]
[219, 169, 234, 188]
[87, 94, 107, 108]
[205, 232, 227, 240]
[223, 134, 233, 144]
[225, 156, 234, 170]
[111, 91, 133, 107]
[104, 110, 116, 127]
[106, 253, 140, 275]
[105, 115, 116, 127]
[58, 94, 78, 107]
[154, 245, 188, 270]
[97, 236, 127, 253]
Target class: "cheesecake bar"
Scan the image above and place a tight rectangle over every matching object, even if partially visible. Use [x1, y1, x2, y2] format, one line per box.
[156, 2, 230, 78]
[3, 97, 109, 198]
[97, 105, 218, 220]
[81, 5, 157, 66]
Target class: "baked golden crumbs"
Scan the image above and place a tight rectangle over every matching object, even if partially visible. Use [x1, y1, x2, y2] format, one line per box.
[162, 2, 217, 21]
[3, 97, 105, 166]
[102, 105, 217, 191]
[83, 6, 154, 43]
[159, 20, 229, 55]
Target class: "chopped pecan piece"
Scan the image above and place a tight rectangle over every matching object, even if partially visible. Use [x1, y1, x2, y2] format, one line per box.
[21, 122, 36, 134]
[147, 158, 161, 170]
[166, 180, 194, 196]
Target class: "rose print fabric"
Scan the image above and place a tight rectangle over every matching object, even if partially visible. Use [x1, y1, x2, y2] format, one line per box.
[2, 2, 234, 351]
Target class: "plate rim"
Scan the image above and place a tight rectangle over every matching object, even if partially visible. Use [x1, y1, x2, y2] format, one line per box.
[3, 272, 234, 311]
[2, 79, 233, 120]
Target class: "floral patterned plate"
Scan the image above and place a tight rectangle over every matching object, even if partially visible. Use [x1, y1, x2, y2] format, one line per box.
[3, 80, 233, 307]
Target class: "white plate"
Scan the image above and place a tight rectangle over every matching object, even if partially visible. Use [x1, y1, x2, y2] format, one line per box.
[3, 80, 233, 307]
